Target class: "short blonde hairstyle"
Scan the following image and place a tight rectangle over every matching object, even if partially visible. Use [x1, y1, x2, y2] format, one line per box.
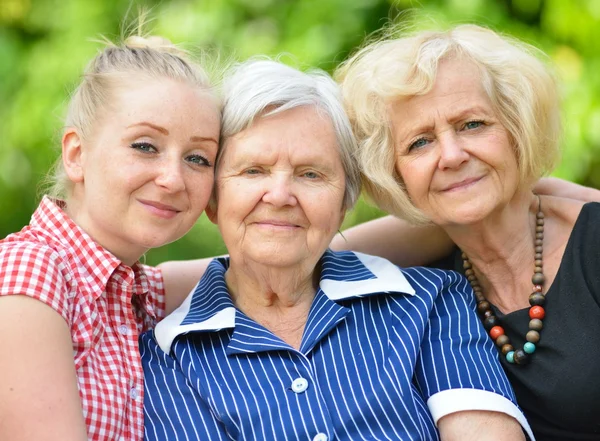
[47, 35, 214, 201]
[336, 24, 561, 224]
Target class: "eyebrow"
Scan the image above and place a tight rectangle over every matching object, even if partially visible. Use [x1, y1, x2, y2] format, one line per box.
[128, 122, 218, 144]
[127, 122, 169, 135]
[191, 136, 219, 145]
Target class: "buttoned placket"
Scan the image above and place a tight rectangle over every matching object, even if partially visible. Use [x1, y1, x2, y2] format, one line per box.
[221, 303, 347, 441]
[114, 266, 144, 439]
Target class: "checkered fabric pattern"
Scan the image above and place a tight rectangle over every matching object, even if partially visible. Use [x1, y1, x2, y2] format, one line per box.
[0, 197, 166, 441]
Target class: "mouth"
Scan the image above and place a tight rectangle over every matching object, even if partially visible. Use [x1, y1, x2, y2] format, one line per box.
[138, 199, 182, 219]
[253, 220, 301, 230]
[441, 176, 484, 193]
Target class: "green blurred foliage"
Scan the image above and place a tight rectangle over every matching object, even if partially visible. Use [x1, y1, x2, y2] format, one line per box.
[1, 0, 599, 265]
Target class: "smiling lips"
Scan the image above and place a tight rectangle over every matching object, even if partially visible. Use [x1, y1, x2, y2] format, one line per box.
[254, 220, 300, 230]
[441, 176, 483, 192]
[139, 199, 181, 219]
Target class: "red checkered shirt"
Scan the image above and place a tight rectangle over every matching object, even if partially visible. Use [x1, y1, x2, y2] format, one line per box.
[0, 197, 166, 441]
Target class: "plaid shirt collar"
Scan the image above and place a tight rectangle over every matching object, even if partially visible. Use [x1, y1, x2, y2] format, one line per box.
[32, 196, 151, 299]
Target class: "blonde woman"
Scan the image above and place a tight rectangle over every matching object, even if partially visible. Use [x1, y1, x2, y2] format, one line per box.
[0, 36, 220, 441]
[335, 24, 600, 440]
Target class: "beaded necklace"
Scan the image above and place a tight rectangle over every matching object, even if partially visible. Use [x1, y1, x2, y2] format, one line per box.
[462, 195, 546, 366]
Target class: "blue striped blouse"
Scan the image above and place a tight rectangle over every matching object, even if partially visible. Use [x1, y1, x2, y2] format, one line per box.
[141, 250, 533, 441]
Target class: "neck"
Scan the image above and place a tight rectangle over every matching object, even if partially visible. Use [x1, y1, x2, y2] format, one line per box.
[445, 191, 539, 312]
[225, 257, 319, 349]
[63, 196, 143, 266]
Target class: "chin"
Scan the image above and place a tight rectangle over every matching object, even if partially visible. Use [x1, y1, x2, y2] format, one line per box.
[436, 204, 495, 227]
[137, 230, 181, 250]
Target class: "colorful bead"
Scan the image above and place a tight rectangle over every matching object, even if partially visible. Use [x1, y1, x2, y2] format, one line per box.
[461, 195, 546, 368]
[529, 318, 543, 331]
[528, 292, 545, 306]
[483, 316, 498, 331]
[529, 305, 545, 320]
[496, 334, 509, 347]
[477, 300, 491, 314]
[526, 330, 540, 343]
[501, 344, 514, 355]
[514, 349, 530, 365]
[506, 351, 515, 363]
[532, 272, 545, 285]
[489, 326, 505, 340]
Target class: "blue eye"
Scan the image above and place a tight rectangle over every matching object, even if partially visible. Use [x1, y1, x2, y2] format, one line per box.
[186, 154, 211, 167]
[302, 171, 319, 179]
[409, 138, 429, 150]
[131, 142, 156, 153]
[245, 168, 261, 175]
[464, 120, 484, 130]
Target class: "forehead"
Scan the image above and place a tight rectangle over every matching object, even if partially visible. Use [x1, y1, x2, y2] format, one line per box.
[390, 58, 492, 127]
[222, 106, 341, 166]
[109, 78, 220, 127]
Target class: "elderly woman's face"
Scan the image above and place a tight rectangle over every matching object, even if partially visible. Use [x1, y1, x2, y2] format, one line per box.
[391, 58, 519, 226]
[210, 105, 346, 268]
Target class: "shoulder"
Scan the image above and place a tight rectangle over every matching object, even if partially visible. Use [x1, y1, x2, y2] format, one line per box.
[544, 196, 587, 228]
[0, 240, 73, 317]
[401, 266, 468, 297]
[0, 239, 67, 275]
[158, 258, 215, 315]
[545, 198, 599, 250]
[139, 263, 164, 289]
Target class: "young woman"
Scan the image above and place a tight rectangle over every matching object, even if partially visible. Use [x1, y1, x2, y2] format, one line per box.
[0, 35, 220, 441]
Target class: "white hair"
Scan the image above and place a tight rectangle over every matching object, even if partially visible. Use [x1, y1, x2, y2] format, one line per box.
[218, 59, 361, 210]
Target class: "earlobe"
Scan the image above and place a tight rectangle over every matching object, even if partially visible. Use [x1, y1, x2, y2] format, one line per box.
[62, 128, 85, 183]
[205, 202, 218, 225]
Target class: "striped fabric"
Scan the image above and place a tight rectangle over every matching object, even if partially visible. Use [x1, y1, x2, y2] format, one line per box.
[141, 250, 533, 441]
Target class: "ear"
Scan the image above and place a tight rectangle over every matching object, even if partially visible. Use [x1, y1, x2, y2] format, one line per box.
[205, 201, 218, 225]
[62, 128, 85, 183]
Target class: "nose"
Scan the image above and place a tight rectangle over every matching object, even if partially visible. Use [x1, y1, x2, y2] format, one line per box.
[155, 157, 186, 193]
[262, 174, 297, 207]
[438, 132, 469, 170]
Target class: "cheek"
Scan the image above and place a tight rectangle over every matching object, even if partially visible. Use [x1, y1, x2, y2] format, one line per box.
[189, 174, 215, 212]
[305, 192, 344, 233]
[396, 163, 424, 200]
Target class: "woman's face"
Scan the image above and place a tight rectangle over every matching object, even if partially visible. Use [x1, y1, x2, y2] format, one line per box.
[391, 58, 519, 227]
[68, 78, 220, 263]
[210, 105, 346, 269]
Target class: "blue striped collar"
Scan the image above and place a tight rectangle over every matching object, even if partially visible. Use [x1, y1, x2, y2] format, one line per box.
[155, 250, 415, 353]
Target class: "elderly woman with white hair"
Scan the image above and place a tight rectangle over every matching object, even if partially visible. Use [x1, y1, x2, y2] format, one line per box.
[140, 59, 534, 441]
[334, 24, 600, 441]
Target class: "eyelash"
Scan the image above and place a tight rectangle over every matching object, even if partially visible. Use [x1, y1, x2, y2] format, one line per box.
[407, 120, 486, 151]
[131, 142, 211, 167]
[131, 141, 156, 153]
[407, 137, 432, 152]
[463, 120, 485, 130]
[302, 171, 319, 179]
[186, 154, 211, 167]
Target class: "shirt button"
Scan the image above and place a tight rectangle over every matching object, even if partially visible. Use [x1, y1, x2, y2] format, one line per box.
[313, 433, 328, 441]
[130, 387, 139, 400]
[291, 377, 309, 394]
[118, 324, 129, 335]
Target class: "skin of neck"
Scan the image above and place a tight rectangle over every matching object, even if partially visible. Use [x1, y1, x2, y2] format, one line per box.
[224, 253, 322, 349]
[63, 192, 144, 266]
[443, 189, 540, 312]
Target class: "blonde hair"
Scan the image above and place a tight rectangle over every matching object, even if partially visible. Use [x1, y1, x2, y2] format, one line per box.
[336, 24, 561, 224]
[47, 34, 214, 200]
